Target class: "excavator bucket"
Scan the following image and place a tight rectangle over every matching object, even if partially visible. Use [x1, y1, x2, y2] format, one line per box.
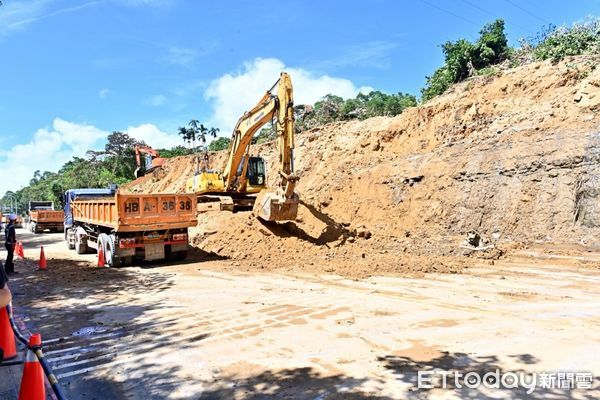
[253, 189, 299, 222]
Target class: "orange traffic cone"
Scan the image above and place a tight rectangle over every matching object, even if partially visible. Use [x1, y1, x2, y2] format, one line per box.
[16, 242, 25, 259]
[0, 306, 17, 360]
[18, 333, 46, 400]
[98, 247, 106, 268]
[38, 247, 47, 271]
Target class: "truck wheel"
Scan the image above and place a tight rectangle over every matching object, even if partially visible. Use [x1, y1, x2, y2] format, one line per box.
[106, 239, 116, 267]
[98, 233, 116, 267]
[75, 234, 88, 254]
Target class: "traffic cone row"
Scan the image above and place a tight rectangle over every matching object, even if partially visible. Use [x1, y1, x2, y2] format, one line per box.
[1, 307, 47, 399]
[18, 333, 46, 400]
[0, 306, 17, 360]
[12, 240, 49, 270]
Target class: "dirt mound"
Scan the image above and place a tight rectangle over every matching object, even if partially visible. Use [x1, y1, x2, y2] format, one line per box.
[123, 152, 230, 193]
[123, 56, 600, 276]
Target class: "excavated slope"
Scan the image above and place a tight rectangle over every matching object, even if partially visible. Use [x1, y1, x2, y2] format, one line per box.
[123, 57, 600, 275]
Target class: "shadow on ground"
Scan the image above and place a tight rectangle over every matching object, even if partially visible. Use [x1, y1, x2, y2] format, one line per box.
[78, 365, 394, 400]
[259, 201, 353, 246]
[7, 254, 227, 399]
[378, 351, 600, 400]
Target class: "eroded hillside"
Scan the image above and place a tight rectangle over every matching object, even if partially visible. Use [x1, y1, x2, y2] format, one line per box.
[123, 56, 600, 275]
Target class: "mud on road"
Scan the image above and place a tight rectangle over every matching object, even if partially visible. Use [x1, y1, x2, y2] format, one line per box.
[3, 228, 600, 399]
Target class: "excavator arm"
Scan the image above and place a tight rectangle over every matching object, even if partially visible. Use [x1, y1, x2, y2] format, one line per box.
[223, 72, 299, 221]
[222, 91, 277, 191]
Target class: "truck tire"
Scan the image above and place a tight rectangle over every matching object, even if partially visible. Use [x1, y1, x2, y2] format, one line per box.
[75, 234, 88, 254]
[106, 236, 116, 267]
[98, 233, 116, 267]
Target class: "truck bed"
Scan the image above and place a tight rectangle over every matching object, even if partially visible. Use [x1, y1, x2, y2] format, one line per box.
[30, 210, 64, 223]
[71, 193, 197, 232]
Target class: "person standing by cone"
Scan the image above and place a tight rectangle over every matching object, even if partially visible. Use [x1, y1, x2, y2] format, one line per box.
[4, 214, 17, 275]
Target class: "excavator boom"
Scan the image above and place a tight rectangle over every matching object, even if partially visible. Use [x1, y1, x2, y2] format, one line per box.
[251, 73, 299, 221]
[186, 72, 300, 221]
[223, 92, 277, 191]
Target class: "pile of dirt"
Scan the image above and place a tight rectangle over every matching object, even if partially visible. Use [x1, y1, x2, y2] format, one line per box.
[123, 152, 228, 194]
[123, 56, 600, 275]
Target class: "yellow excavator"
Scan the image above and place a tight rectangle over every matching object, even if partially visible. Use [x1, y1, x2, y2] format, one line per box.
[186, 72, 299, 221]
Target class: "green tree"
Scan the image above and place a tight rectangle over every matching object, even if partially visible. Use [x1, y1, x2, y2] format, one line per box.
[178, 126, 194, 146]
[98, 131, 145, 179]
[524, 18, 600, 62]
[421, 19, 509, 101]
[475, 19, 509, 67]
[252, 127, 275, 144]
[155, 146, 192, 158]
[208, 137, 231, 151]
[181, 121, 220, 150]
[188, 120, 219, 146]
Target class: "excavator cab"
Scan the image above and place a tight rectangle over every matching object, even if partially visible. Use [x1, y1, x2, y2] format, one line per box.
[238, 156, 266, 191]
[134, 146, 165, 178]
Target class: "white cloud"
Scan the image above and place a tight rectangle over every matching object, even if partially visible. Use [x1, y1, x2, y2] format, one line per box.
[0, 118, 107, 195]
[204, 58, 372, 134]
[124, 124, 181, 149]
[0, 119, 181, 195]
[143, 94, 167, 106]
[99, 88, 110, 99]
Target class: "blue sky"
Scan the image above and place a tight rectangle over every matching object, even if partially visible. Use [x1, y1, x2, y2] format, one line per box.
[0, 0, 597, 194]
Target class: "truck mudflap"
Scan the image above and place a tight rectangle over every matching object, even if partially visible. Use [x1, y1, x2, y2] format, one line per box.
[144, 243, 165, 261]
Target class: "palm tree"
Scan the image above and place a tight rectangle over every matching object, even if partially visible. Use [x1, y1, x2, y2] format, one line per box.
[188, 119, 200, 131]
[178, 126, 194, 146]
[209, 127, 220, 139]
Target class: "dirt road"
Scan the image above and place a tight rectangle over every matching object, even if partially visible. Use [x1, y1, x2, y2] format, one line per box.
[3, 228, 599, 399]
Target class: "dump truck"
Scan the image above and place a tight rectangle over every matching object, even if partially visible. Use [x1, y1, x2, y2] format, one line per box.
[63, 188, 197, 266]
[2, 214, 23, 228]
[28, 201, 64, 233]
